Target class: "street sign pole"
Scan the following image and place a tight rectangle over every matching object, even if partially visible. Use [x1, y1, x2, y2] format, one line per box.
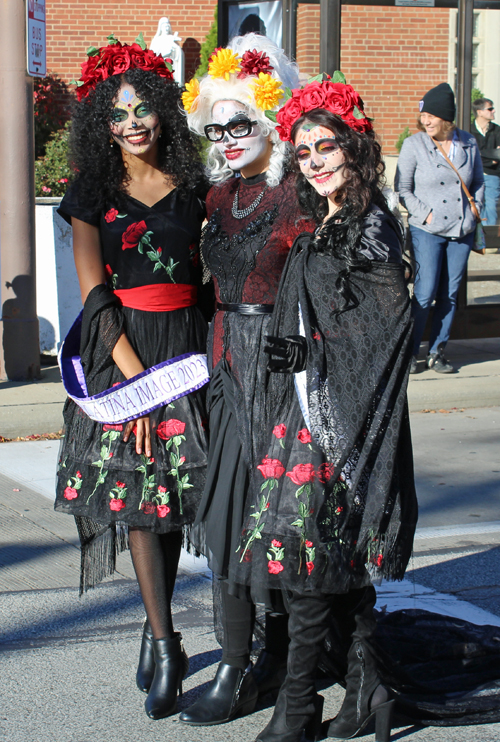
[0, 0, 40, 380]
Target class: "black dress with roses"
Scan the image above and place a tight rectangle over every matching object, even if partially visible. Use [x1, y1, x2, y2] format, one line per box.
[189, 172, 314, 586]
[54, 184, 210, 589]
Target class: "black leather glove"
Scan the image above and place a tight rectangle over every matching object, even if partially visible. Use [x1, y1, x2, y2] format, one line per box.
[264, 335, 308, 374]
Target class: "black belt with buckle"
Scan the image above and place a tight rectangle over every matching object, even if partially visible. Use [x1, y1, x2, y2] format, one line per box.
[216, 302, 274, 315]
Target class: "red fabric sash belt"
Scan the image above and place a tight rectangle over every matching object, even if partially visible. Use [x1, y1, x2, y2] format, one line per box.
[114, 284, 197, 312]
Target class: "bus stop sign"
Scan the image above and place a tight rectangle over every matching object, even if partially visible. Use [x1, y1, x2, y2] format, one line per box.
[27, 0, 46, 77]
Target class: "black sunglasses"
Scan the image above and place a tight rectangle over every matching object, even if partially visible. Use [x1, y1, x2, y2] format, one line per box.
[485, 107, 495, 111]
[204, 118, 258, 142]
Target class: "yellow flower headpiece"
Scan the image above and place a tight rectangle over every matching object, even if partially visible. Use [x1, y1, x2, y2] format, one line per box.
[182, 48, 283, 114]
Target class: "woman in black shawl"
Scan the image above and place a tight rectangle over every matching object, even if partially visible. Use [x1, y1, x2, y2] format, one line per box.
[230, 78, 418, 742]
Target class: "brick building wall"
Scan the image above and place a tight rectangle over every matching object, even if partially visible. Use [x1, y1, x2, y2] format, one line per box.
[45, 1, 450, 154]
[46, 1, 216, 84]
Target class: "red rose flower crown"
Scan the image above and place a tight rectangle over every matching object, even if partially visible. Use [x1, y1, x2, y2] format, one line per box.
[268, 71, 373, 142]
[73, 32, 174, 102]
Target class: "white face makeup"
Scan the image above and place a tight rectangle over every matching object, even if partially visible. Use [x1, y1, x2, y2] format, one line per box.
[211, 100, 270, 175]
[294, 123, 346, 199]
[110, 82, 160, 156]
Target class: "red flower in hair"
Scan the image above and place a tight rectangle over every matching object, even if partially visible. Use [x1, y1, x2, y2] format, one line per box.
[238, 49, 274, 78]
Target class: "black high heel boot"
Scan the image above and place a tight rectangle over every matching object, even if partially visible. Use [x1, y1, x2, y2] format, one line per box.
[255, 691, 324, 742]
[136, 619, 155, 693]
[179, 662, 258, 725]
[144, 633, 189, 720]
[255, 592, 333, 742]
[327, 586, 394, 742]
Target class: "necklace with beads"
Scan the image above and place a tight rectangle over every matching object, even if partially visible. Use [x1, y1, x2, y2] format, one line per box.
[231, 182, 268, 220]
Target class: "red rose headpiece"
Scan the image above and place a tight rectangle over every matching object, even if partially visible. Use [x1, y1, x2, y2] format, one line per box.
[272, 72, 373, 142]
[74, 33, 174, 102]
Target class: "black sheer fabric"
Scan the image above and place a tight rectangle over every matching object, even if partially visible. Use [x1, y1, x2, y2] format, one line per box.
[230, 205, 417, 596]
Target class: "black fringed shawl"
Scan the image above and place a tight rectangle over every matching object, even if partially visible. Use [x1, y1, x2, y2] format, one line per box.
[261, 206, 417, 583]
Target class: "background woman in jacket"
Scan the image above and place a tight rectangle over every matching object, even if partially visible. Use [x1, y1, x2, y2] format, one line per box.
[395, 82, 484, 374]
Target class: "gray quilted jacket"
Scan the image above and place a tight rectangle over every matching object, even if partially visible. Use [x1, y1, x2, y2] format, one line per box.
[395, 130, 484, 237]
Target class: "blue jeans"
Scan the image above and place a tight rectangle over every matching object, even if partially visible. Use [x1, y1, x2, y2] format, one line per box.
[410, 226, 473, 355]
[481, 172, 500, 226]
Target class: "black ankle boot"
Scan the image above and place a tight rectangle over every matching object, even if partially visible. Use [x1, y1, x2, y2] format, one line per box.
[179, 662, 258, 726]
[144, 633, 189, 720]
[255, 692, 324, 742]
[253, 650, 287, 697]
[136, 619, 155, 693]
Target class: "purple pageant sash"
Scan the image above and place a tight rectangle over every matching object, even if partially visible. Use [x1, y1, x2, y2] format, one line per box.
[58, 312, 209, 425]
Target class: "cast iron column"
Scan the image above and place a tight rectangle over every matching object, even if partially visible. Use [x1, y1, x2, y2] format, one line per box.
[456, 0, 474, 131]
[320, 0, 341, 76]
[0, 0, 40, 380]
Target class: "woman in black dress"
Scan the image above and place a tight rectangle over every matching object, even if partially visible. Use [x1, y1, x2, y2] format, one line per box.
[54, 37, 209, 720]
[231, 77, 418, 742]
[180, 34, 315, 725]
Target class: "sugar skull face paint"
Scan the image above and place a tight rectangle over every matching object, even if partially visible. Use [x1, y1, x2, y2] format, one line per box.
[110, 83, 160, 156]
[294, 124, 346, 199]
[211, 100, 271, 176]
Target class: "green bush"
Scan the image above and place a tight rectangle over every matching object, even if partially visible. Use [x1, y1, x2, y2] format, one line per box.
[34, 74, 71, 159]
[35, 123, 71, 198]
[194, 8, 218, 79]
[395, 126, 412, 153]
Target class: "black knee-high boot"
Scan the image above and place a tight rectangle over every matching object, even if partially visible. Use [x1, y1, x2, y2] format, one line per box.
[254, 592, 331, 742]
[327, 585, 394, 742]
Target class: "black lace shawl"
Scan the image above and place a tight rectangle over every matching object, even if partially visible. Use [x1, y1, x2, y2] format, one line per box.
[262, 205, 417, 581]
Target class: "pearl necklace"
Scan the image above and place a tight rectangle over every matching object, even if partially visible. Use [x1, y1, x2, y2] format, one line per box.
[231, 183, 268, 220]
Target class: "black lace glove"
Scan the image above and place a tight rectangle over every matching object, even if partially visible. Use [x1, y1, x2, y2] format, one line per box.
[265, 335, 308, 374]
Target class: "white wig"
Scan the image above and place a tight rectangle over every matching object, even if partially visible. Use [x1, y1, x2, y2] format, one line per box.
[185, 33, 300, 186]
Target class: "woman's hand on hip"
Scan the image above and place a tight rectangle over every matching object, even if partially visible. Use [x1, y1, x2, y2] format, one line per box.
[124, 415, 151, 457]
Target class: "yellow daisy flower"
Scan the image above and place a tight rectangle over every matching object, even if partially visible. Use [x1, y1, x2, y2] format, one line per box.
[250, 73, 283, 111]
[182, 77, 200, 113]
[208, 49, 241, 80]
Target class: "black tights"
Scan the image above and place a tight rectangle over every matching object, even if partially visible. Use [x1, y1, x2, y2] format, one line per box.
[219, 579, 289, 671]
[128, 528, 183, 640]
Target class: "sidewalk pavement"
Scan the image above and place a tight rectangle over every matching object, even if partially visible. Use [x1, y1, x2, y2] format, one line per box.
[1, 338, 500, 438]
[2, 343, 500, 741]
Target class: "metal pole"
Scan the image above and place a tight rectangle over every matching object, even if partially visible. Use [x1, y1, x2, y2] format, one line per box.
[456, 0, 474, 131]
[0, 0, 40, 380]
[320, 0, 341, 76]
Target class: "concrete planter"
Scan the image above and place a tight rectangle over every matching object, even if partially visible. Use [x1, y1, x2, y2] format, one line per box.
[36, 197, 82, 355]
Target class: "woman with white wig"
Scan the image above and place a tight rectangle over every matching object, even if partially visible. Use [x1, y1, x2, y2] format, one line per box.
[179, 33, 315, 726]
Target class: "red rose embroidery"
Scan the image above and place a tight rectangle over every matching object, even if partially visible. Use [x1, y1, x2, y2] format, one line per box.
[305, 540, 313, 548]
[156, 419, 186, 440]
[376, 554, 383, 567]
[242, 550, 253, 562]
[306, 561, 315, 575]
[110, 498, 126, 511]
[271, 539, 282, 548]
[268, 560, 284, 575]
[317, 463, 335, 483]
[121, 220, 147, 250]
[297, 428, 312, 444]
[76, 471, 82, 479]
[141, 502, 156, 514]
[157, 504, 171, 518]
[272, 424, 287, 439]
[257, 457, 285, 479]
[64, 486, 78, 500]
[105, 208, 119, 223]
[286, 463, 315, 485]
[158, 485, 168, 494]
[103, 424, 123, 432]
[179, 456, 186, 465]
[335, 506, 344, 514]
[157, 247, 162, 254]
[313, 332, 321, 340]
[116, 481, 126, 489]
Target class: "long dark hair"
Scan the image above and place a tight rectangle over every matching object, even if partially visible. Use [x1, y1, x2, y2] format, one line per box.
[69, 68, 207, 211]
[291, 109, 400, 314]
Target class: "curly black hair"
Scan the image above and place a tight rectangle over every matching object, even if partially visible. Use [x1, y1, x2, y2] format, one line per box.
[291, 110, 404, 315]
[291, 109, 387, 224]
[69, 69, 208, 212]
